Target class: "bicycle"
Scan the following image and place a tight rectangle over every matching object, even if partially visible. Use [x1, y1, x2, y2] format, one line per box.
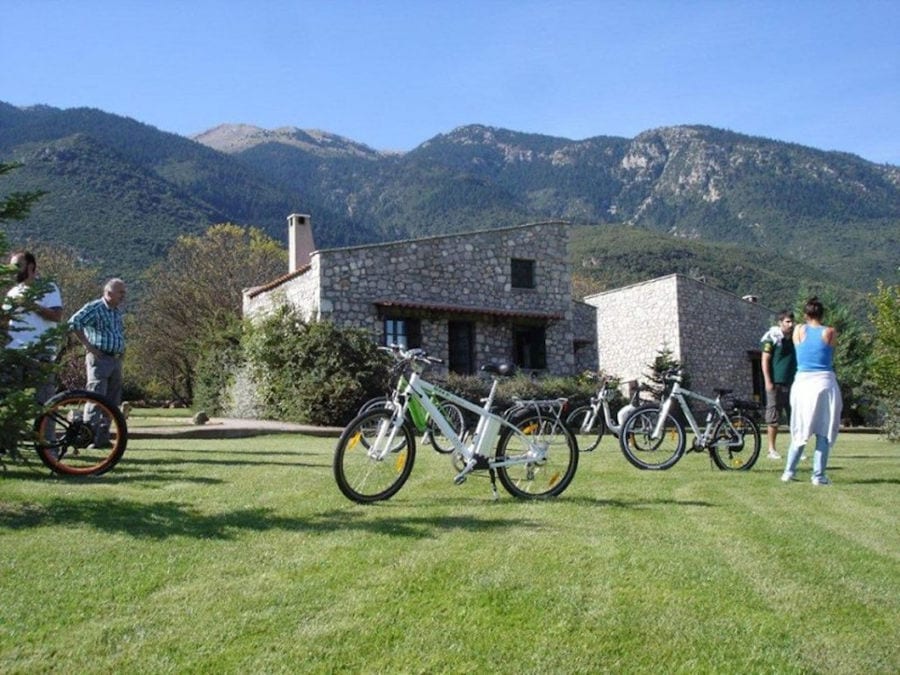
[356, 359, 466, 455]
[2, 389, 128, 476]
[333, 347, 579, 503]
[617, 370, 761, 471]
[565, 374, 644, 451]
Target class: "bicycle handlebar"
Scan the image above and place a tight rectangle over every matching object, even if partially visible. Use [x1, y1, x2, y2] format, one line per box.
[663, 369, 684, 383]
[380, 344, 444, 365]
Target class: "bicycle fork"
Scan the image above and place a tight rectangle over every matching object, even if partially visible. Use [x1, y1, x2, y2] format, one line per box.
[652, 396, 676, 439]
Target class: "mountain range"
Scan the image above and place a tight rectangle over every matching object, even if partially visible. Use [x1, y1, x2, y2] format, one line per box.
[1, 101, 897, 307]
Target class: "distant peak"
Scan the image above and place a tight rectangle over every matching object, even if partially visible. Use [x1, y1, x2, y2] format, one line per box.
[192, 123, 387, 158]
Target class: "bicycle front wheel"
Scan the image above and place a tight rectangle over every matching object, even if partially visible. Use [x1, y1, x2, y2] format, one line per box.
[333, 409, 416, 503]
[495, 414, 578, 498]
[34, 389, 128, 476]
[619, 405, 685, 470]
[566, 405, 604, 452]
[710, 411, 761, 470]
[427, 401, 466, 454]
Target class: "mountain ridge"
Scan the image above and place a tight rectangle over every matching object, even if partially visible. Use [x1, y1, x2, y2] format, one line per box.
[1, 102, 897, 303]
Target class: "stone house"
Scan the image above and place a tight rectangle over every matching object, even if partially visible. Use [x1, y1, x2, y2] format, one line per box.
[243, 215, 597, 376]
[243, 215, 773, 400]
[583, 274, 775, 402]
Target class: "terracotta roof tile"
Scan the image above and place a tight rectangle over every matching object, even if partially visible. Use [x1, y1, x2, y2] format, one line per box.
[374, 299, 563, 321]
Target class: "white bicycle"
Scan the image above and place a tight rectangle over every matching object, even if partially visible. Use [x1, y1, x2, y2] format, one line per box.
[618, 369, 762, 471]
[565, 374, 644, 451]
[333, 347, 579, 503]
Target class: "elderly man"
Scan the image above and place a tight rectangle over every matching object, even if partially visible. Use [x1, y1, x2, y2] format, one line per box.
[69, 278, 126, 448]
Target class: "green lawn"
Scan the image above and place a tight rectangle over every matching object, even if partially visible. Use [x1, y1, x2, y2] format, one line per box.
[123, 406, 195, 428]
[1, 431, 897, 673]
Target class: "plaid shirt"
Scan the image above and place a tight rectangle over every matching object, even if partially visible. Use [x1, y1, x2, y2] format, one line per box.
[68, 297, 125, 354]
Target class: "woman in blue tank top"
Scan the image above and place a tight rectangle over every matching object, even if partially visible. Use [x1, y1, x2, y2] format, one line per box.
[781, 297, 843, 486]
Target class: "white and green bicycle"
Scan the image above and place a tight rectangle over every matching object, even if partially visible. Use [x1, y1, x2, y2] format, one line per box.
[333, 347, 579, 503]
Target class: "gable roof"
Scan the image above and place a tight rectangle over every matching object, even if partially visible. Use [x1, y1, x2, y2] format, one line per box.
[244, 263, 312, 299]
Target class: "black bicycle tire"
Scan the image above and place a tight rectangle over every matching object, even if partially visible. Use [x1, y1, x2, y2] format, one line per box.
[710, 411, 761, 471]
[333, 409, 416, 503]
[33, 389, 128, 476]
[618, 404, 685, 470]
[566, 405, 605, 452]
[428, 401, 465, 454]
[495, 412, 579, 498]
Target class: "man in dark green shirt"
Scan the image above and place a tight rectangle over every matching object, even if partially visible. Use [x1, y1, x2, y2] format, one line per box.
[761, 310, 796, 459]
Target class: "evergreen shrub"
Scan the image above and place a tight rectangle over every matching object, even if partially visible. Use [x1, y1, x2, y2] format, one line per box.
[243, 307, 391, 426]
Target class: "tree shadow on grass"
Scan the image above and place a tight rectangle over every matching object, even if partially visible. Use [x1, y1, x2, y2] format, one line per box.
[0, 499, 534, 540]
[563, 496, 715, 509]
[1, 456, 327, 489]
[119, 454, 330, 470]
[845, 478, 900, 485]
[142, 447, 325, 459]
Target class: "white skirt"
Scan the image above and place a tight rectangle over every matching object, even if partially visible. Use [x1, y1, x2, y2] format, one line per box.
[789, 371, 843, 447]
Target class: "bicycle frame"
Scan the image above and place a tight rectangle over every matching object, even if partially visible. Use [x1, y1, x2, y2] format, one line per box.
[375, 364, 558, 481]
[654, 381, 743, 448]
[575, 379, 637, 437]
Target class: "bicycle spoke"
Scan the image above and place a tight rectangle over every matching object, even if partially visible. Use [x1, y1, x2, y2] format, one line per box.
[496, 415, 578, 498]
[334, 409, 416, 502]
[34, 390, 128, 476]
[619, 406, 685, 470]
[710, 412, 761, 470]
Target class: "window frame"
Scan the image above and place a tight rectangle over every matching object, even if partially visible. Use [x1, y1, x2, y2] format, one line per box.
[510, 258, 536, 290]
[383, 317, 421, 349]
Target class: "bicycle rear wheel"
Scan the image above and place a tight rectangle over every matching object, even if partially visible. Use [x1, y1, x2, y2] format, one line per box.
[618, 405, 685, 470]
[710, 411, 761, 470]
[33, 389, 128, 476]
[427, 401, 465, 454]
[495, 413, 578, 498]
[333, 409, 416, 503]
[566, 405, 604, 452]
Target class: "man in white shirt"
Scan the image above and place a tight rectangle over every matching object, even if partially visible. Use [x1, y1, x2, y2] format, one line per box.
[3, 250, 63, 403]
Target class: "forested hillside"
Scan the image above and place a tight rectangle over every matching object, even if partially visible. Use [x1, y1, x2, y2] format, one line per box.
[569, 225, 859, 309]
[1, 102, 897, 298]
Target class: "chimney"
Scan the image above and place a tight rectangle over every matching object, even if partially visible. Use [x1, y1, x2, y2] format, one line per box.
[288, 213, 315, 272]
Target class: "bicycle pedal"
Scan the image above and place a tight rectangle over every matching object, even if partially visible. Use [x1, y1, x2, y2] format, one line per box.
[453, 455, 484, 485]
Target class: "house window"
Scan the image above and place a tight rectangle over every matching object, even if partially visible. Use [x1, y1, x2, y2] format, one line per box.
[511, 258, 535, 289]
[513, 325, 546, 370]
[384, 318, 421, 349]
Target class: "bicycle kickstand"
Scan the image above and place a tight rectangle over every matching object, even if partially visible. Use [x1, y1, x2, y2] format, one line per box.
[488, 468, 499, 500]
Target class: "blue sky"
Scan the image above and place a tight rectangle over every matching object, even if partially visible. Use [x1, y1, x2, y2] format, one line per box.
[3, 0, 899, 164]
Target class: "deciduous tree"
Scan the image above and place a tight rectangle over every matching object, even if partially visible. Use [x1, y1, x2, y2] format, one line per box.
[129, 223, 286, 402]
[870, 279, 900, 439]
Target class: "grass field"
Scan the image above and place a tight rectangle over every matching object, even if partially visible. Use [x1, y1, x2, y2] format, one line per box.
[1, 419, 897, 673]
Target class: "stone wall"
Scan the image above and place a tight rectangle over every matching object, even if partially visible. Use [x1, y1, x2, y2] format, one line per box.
[586, 275, 681, 383]
[243, 257, 321, 320]
[245, 221, 583, 375]
[585, 274, 773, 401]
[676, 276, 773, 401]
[572, 300, 599, 374]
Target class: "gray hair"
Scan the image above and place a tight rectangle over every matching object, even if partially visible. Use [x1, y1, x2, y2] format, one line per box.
[104, 277, 126, 293]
